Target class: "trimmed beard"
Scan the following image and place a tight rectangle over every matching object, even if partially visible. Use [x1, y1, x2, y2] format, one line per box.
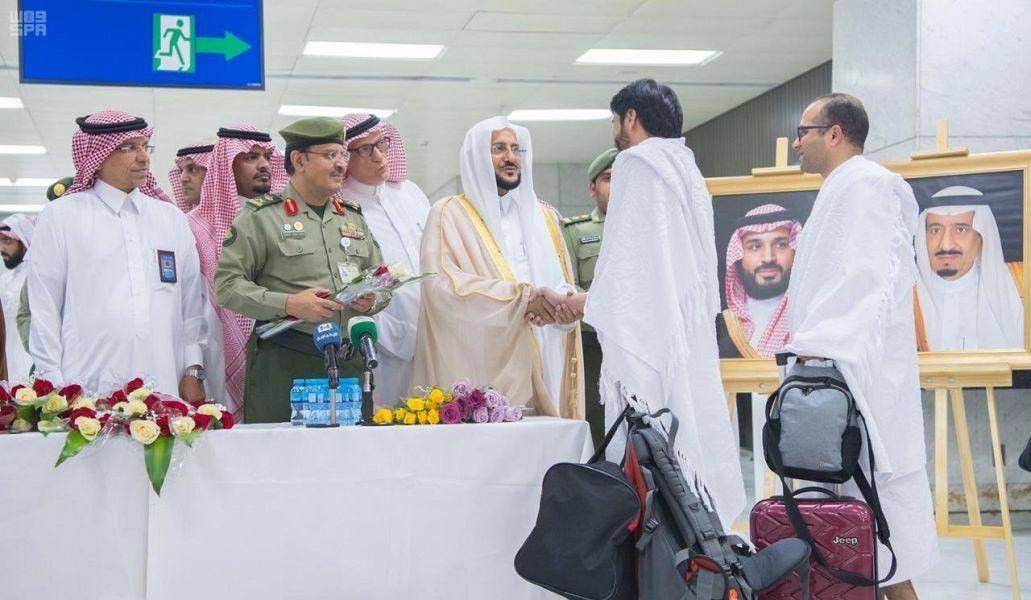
[737, 261, 790, 300]
[496, 172, 521, 191]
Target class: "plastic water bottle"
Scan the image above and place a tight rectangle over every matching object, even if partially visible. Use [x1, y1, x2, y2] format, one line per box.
[290, 379, 305, 426]
[349, 378, 362, 425]
[305, 379, 322, 425]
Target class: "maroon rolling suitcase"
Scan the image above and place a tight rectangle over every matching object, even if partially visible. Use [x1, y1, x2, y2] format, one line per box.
[750, 487, 877, 600]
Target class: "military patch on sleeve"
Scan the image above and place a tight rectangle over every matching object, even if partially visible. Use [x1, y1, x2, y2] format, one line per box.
[223, 225, 238, 247]
[580, 235, 601, 244]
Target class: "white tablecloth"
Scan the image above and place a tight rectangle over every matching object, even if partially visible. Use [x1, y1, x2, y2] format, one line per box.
[2, 418, 590, 599]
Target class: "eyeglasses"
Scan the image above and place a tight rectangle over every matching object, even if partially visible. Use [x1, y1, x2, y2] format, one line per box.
[796, 124, 832, 141]
[350, 137, 391, 159]
[490, 143, 525, 157]
[302, 149, 349, 162]
[115, 143, 155, 155]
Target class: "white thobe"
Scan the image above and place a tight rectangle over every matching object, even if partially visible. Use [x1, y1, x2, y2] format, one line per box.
[341, 179, 430, 405]
[746, 294, 781, 347]
[498, 194, 576, 335]
[28, 179, 206, 395]
[925, 265, 981, 350]
[0, 262, 32, 381]
[785, 155, 938, 583]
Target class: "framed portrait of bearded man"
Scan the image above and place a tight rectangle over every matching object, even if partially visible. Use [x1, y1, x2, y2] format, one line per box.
[709, 148, 1031, 369]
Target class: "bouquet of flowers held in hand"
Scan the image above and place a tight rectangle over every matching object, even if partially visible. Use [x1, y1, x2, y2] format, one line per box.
[371, 380, 523, 425]
[256, 261, 435, 339]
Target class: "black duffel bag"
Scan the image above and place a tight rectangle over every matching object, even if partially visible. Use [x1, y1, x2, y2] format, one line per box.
[514, 408, 640, 600]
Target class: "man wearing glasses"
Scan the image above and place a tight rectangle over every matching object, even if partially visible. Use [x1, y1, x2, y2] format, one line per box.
[215, 117, 386, 423]
[413, 116, 584, 419]
[786, 93, 936, 599]
[28, 110, 208, 401]
[338, 113, 431, 407]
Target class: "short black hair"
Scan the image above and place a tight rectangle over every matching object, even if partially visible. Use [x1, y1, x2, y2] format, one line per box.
[610, 79, 684, 138]
[815, 93, 869, 149]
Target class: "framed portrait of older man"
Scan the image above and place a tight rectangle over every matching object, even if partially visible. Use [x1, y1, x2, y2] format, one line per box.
[709, 148, 1031, 369]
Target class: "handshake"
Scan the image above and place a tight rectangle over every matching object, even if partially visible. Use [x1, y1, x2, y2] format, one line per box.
[525, 287, 587, 326]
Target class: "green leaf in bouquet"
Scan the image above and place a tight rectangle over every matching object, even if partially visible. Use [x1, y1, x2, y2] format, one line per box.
[210, 417, 224, 430]
[55, 429, 90, 467]
[144, 435, 175, 495]
[177, 430, 201, 447]
[16, 404, 38, 424]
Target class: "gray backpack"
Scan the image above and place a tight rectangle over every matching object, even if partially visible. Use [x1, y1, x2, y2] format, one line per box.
[762, 357, 862, 484]
[625, 408, 811, 599]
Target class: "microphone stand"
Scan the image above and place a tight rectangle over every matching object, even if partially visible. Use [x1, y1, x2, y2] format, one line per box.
[307, 344, 341, 429]
[345, 341, 378, 426]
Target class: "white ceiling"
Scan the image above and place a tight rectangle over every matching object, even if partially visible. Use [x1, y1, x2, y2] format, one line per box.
[0, 0, 831, 207]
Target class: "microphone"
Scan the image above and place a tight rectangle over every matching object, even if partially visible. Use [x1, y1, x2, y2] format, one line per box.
[347, 316, 379, 369]
[313, 322, 343, 388]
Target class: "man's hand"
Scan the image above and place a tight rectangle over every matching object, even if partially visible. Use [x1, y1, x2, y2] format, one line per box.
[178, 371, 206, 403]
[286, 287, 344, 323]
[347, 293, 377, 314]
[525, 287, 557, 326]
[542, 288, 586, 325]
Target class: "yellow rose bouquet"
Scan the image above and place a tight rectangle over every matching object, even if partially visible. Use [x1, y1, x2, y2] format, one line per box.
[371, 381, 522, 426]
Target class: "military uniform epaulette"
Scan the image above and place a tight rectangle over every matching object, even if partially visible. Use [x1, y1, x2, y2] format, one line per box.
[563, 214, 591, 227]
[247, 193, 283, 210]
[341, 198, 362, 214]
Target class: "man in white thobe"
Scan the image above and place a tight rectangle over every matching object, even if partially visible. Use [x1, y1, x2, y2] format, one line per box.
[580, 79, 746, 526]
[413, 117, 583, 417]
[339, 113, 430, 405]
[915, 192, 1023, 350]
[28, 110, 207, 399]
[0, 214, 35, 381]
[788, 93, 938, 598]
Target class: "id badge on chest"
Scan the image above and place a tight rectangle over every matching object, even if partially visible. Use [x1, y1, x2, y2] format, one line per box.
[157, 250, 177, 284]
[338, 261, 360, 284]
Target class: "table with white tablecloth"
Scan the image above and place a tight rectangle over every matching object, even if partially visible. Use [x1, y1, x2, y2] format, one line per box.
[1, 417, 591, 600]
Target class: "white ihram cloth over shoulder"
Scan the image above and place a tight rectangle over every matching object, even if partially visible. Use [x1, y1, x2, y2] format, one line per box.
[584, 137, 746, 526]
[785, 155, 937, 583]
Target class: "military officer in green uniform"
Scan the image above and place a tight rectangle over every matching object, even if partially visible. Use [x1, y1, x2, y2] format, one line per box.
[215, 117, 388, 423]
[562, 148, 616, 447]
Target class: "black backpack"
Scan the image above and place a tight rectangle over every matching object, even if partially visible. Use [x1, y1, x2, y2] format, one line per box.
[516, 406, 811, 599]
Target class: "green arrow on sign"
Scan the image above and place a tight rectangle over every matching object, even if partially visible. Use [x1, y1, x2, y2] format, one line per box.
[195, 31, 251, 60]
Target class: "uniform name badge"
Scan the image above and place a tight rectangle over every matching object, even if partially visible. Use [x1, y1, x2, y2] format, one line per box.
[157, 249, 177, 283]
[338, 261, 360, 283]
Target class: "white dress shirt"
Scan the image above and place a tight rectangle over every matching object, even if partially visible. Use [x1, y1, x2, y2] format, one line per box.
[341, 178, 430, 405]
[28, 179, 206, 394]
[0, 262, 32, 381]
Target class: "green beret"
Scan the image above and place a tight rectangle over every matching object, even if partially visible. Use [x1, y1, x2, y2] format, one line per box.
[46, 176, 74, 201]
[278, 117, 345, 150]
[587, 148, 618, 182]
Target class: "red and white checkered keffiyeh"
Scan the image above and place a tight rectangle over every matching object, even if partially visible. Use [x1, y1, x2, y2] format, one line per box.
[188, 125, 287, 417]
[341, 113, 407, 183]
[168, 141, 213, 213]
[66, 110, 171, 203]
[724, 203, 802, 358]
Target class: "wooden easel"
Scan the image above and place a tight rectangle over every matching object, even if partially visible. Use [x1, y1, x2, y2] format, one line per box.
[922, 360, 1021, 599]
